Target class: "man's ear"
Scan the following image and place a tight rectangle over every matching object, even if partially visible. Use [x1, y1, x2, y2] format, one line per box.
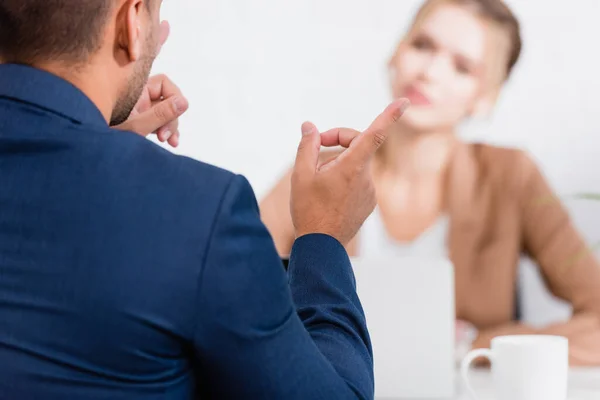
[115, 0, 145, 62]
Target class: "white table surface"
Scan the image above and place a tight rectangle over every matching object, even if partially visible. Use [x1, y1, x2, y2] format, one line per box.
[456, 367, 600, 400]
[379, 368, 600, 399]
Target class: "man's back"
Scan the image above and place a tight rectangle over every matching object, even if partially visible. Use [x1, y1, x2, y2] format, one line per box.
[0, 64, 383, 400]
[0, 65, 235, 398]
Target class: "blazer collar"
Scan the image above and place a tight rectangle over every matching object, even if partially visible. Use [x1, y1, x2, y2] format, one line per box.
[0, 63, 107, 128]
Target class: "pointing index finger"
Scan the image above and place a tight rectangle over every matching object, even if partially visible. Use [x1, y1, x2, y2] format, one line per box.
[342, 98, 410, 165]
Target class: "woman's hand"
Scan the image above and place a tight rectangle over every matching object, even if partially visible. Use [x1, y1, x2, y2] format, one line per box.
[558, 313, 600, 366]
[470, 313, 600, 366]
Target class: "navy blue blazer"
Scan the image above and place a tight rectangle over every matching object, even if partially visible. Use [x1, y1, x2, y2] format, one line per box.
[0, 64, 373, 399]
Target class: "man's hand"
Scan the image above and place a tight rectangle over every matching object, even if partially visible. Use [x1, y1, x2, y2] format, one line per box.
[291, 98, 410, 246]
[113, 21, 189, 148]
[114, 74, 189, 148]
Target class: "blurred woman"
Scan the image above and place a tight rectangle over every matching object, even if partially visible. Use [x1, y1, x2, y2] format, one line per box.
[260, 0, 600, 365]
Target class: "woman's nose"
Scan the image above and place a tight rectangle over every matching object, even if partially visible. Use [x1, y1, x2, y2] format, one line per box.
[421, 54, 451, 82]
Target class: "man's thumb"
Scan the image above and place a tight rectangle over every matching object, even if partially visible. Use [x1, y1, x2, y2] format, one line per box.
[293, 122, 321, 178]
[123, 96, 188, 136]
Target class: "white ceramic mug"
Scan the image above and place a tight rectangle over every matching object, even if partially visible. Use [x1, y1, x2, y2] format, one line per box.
[460, 335, 568, 400]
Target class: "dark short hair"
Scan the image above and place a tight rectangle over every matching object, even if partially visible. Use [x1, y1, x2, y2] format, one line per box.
[0, 0, 113, 65]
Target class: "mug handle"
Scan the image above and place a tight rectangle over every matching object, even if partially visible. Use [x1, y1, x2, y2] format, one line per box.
[460, 348, 494, 399]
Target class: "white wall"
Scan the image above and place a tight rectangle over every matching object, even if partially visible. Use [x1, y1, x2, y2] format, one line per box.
[152, 1, 600, 322]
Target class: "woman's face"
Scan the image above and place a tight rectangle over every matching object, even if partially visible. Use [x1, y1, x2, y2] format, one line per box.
[390, 4, 500, 131]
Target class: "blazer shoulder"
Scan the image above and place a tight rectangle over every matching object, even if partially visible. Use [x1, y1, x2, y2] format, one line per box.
[131, 135, 237, 194]
[118, 136, 240, 218]
[170, 154, 241, 209]
[96, 129, 252, 220]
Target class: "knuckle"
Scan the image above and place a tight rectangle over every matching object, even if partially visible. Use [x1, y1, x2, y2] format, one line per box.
[352, 161, 366, 176]
[371, 129, 387, 148]
[153, 104, 171, 121]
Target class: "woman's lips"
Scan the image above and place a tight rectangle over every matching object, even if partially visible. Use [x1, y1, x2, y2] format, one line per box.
[403, 86, 432, 106]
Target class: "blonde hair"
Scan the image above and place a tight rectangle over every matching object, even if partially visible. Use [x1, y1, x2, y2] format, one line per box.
[394, 0, 522, 82]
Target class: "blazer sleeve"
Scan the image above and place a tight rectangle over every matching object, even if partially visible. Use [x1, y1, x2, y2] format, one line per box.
[192, 174, 374, 399]
[519, 152, 600, 315]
